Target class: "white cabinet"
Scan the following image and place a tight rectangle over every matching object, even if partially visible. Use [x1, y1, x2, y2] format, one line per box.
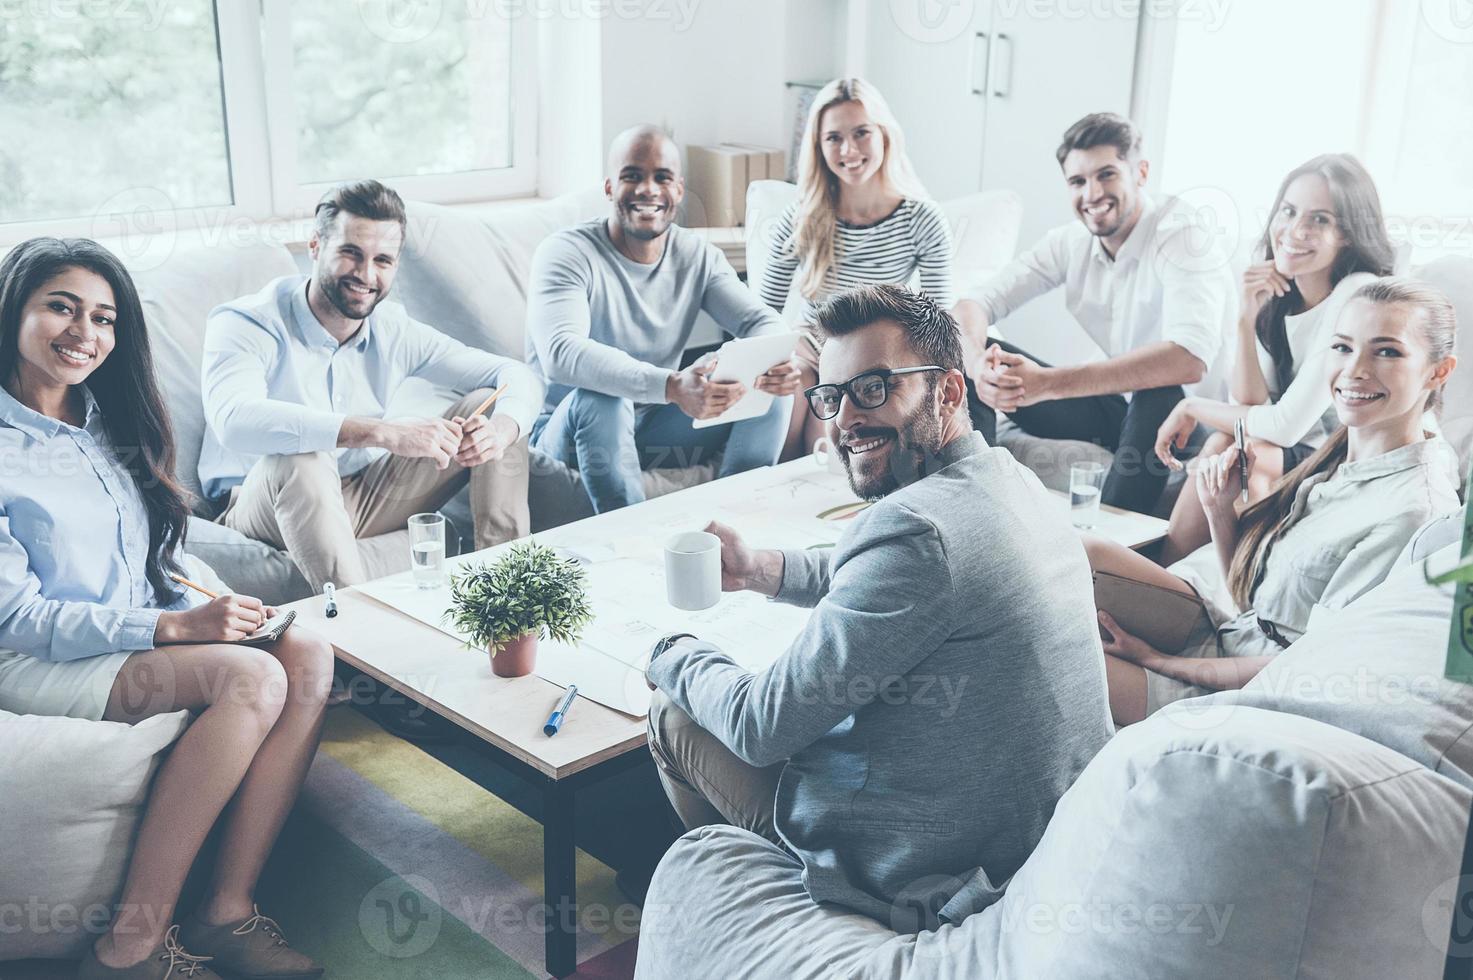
[855, 0, 1140, 361]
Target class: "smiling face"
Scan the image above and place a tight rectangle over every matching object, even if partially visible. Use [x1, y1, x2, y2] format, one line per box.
[309, 212, 403, 322]
[11, 266, 117, 394]
[1061, 145, 1147, 242]
[1327, 298, 1452, 433]
[819, 100, 885, 189]
[1269, 173, 1345, 281]
[817, 320, 948, 499]
[606, 133, 683, 242]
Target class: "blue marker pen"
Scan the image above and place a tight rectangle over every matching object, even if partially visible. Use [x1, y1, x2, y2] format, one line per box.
[543, 685, 578, 737]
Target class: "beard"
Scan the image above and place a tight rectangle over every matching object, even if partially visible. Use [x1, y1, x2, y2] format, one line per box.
[843, 392, 947, 500]
[616, 200, 674, 241]
[319, 273, 386, 321]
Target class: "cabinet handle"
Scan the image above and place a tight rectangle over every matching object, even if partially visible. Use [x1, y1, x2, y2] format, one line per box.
[970, 31, 990, 96]
[992, 32, 1014, 98]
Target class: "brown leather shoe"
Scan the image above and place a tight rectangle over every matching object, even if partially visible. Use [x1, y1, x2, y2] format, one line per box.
[78, 925, 222, 979]
[178, 906, 323, 979]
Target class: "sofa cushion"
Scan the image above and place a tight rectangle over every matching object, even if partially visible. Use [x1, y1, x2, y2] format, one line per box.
[131, 240, 300, 506]
[1210, 539, 1473, 790]
[0, 708, 191, 959]
[636, 708, 1470, 980]
[392, 190, 606, 360]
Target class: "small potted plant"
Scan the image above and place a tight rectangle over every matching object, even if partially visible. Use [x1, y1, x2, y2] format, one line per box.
[444, 541, 594, 678]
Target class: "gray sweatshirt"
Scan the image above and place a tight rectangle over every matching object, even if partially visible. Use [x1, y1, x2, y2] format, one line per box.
[525, 219, 782, 416]
[648, 433, 1114, 929]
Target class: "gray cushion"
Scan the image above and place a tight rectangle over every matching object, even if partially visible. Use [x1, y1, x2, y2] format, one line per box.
[637, 708, 1469, 980]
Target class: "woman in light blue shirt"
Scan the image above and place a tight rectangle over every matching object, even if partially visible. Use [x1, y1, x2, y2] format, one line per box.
[0, 239, 329, 979]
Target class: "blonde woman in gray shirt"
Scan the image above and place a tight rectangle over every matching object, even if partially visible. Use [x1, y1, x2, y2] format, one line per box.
[1085, 278, 1460, 724]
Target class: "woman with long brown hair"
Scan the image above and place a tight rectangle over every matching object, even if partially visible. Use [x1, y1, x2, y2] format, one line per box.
[1085, 277, 1461, 725]
[0, 238, 331, 980]
[1154, 154, 1396, 563]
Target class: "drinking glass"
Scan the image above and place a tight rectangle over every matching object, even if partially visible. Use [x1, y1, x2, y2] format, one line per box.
[408, 513, 447, 589]
[1069, 462, 1106, 529]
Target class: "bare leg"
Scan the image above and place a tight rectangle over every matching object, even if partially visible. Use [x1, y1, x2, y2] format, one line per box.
[1082, 532, 1199, 597]
[95, 644, 290, 967]
[1159, 430, 1232, 565]
[198, 629, 334, 925]
[93, 629, 333, 968]
[1104, 655, 1148, 726]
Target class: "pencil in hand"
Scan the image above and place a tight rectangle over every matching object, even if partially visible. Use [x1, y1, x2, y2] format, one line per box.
[470, 384, 509, 420]
[170, 574, 220, 600]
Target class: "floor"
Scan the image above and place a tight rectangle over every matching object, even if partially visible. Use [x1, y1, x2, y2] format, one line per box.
[2, 702, 679, 980]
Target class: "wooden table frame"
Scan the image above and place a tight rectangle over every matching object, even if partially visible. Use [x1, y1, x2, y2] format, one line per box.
[284, 589, 649, 978]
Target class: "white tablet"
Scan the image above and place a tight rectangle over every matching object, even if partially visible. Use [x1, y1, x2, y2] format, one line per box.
[690, 331, 805, 429]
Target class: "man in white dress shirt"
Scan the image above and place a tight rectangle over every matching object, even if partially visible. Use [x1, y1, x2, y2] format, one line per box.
[199, 180, 542, 590]
[956, 113, 1234, 513]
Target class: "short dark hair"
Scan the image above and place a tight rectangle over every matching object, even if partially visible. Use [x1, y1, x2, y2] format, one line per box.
[313, 179, 408, 240]
[1056, 112, 1142, 167]
[812, 284, 964, 374]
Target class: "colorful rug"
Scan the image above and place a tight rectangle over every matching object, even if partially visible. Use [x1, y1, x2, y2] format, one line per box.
[254, 707, 643, 978]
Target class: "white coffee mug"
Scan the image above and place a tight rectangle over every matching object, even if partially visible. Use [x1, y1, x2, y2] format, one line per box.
[813, 436, 847, 475]
[664, 531, 722, 611]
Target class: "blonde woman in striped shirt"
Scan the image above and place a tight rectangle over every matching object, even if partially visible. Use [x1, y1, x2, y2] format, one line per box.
[760, 78, 956, 459]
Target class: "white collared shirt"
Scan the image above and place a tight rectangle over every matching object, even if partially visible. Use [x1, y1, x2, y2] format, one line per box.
[974, 193, 1236, 397]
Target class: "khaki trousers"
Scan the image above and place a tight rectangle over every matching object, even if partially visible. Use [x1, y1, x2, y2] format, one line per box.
[219, 389, 530, 591]
[647, 689, 786, 846]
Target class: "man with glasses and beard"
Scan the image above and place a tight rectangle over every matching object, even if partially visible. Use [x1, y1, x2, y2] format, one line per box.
[525, 125, 803, 513]
[644, 284, 1112, 932]
[200, 179, 542, 592]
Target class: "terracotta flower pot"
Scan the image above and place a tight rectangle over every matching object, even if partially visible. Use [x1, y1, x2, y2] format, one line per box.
[491, 632, 538, 677]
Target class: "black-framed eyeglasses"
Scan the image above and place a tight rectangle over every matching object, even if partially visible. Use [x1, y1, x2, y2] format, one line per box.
[804, 366, 945, 420]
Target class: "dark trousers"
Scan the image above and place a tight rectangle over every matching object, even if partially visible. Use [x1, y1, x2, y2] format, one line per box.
[969, 338, 1184, 514]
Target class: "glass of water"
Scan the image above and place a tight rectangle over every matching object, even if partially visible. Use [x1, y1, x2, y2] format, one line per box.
[408, 513, 447, 589]
[1070, 462, 1106, 529]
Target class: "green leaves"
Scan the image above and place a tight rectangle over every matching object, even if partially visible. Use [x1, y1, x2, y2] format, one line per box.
[443, 542, 593, 656]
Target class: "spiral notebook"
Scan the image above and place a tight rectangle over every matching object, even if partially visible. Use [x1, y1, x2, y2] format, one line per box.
[237, 610, 296, 646]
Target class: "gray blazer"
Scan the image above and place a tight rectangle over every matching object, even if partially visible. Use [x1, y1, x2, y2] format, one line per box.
[648, 432, 1114, 930]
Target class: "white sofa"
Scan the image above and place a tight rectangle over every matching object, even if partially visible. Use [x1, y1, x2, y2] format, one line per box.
[635, 526, 1473, 979]
[129, 190, 724, 605]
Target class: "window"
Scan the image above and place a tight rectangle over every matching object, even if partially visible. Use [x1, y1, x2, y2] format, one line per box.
[0, 0, 536, 240]
[0, 2, 233, 224]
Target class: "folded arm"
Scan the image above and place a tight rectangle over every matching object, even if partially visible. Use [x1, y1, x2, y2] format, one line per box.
[0, 511, 162, 662]
[526, 236, 674, 404]
[201, 311, 345, 456]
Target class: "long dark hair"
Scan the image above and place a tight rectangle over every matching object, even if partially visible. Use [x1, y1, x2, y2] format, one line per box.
[1228, 277, 1458, 609]
[1255, 154, 1394, 393]
[0, 238, 189, 604]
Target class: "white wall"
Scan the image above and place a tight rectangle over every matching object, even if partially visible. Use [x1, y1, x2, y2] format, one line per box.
[599, 0, 847, 160]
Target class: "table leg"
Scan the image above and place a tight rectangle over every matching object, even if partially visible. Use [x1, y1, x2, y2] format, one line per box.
[544, 779, 577, 978]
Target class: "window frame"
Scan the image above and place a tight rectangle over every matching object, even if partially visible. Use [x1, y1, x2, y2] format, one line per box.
[257, 0, 538, 215]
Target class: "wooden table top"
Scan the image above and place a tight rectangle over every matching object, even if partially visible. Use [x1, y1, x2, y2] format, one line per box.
[284, 460, 1168, 781]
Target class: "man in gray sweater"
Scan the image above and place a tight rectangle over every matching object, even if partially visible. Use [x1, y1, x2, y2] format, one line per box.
[526, 125, 801, 512]
[646, 284, 1113, 931]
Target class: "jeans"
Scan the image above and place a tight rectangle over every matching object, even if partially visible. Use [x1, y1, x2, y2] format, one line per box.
[968, 338, 1184, 513]
[532, 388, 791, 512]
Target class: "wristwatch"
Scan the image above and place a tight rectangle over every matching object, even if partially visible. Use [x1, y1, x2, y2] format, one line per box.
[649, 632, 700, 663]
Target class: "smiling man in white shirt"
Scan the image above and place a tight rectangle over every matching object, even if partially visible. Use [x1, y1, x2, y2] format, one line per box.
[200, 180, 542, 591]
[955, 113, 1234, 513]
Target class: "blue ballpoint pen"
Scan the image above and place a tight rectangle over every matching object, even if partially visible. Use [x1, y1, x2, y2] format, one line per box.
[544, 685, 578, 737]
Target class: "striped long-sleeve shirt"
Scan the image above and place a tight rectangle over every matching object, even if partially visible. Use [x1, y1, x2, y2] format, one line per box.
[760, 198, 956, 321]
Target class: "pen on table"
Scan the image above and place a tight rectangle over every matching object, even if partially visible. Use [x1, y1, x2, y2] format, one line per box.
[1234, 418, 1250, 503]
[324, 581, 338, 619]
[470, 384, 509, 420]
[543, 684, 578, 737]
[170, 574, 219, 600]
